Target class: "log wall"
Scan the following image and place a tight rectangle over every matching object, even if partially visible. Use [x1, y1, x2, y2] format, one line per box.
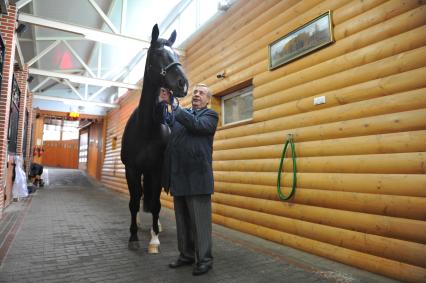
[100, 1, 426, 281]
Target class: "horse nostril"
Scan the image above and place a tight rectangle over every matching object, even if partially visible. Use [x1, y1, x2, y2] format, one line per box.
[178, 79, 185, 88]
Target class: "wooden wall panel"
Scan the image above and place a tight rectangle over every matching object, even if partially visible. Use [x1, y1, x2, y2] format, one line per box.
[101, 1, 426, 282]
[101, 90, 139, 193]
[43, 140, 78, 168]
[87, 121, 103, 180]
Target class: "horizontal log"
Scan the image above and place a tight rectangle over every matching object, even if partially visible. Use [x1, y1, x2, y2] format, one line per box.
[217, 90, 426, 142]
[101, 176, 125, 183]
[211, 201, 426, 267]
[212, 193, 426, 244]
[102, 161, 124, 167]
[255, 27, 426, 113]
[214, 130, 426, 159]
[185, 0, 268, 59]
[101, 172, 125, 179]
[101, 164, 124, 170]
[101, 180, 127, 194]
[100, 176, 127, 187]
[254, 66, 426, 122]
[187, 0, 322, 72]
[212, 214, 426, 283]
[101, 163, 123, 170]
[186, 0, 283, 65]
[190, 0, 421, 88]
[209, 60, 265, 95]
[101, 163, 124, 170]
[254, 46, 426, 111]
[254, 25, 426, 101]
[200, 49, 265, 91]
[254, 5, 426, 89]
[188, 0, 347, 84]
[214, 171, 426, 197]
[213, 152, 426, 174]
[332, 0, 387, 24]
[214, 182, 426, 220]
[189, 0, 385, 69]
[214, 110, 426, 150]
[333, 0, 421, 40]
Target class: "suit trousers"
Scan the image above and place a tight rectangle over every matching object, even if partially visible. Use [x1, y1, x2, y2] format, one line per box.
[173, 194, 213, 264]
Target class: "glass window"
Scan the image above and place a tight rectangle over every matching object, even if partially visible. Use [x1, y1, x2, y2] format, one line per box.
[222, 86, 253, 126]
[43, 119, 80, 141]
[62, 121, 79, 140]
[199, 0, 218, 27]
[178, 0, 196, 44]
[43, 123, 61, 141]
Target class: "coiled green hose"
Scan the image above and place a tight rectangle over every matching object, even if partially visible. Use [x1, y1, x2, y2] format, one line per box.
[277, 134, 297, 201]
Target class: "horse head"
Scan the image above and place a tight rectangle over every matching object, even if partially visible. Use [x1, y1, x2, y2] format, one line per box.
[146, 24, 188, 98]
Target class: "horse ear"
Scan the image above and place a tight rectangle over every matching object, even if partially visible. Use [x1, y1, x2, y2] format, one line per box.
[151, 24, 159, 43]
[167, 30, 177, 46]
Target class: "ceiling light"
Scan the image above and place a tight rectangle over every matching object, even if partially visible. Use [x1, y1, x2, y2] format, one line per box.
[218, 0, 231, 11]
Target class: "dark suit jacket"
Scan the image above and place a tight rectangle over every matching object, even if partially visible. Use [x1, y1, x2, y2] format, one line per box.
[162, 106, 218, 196]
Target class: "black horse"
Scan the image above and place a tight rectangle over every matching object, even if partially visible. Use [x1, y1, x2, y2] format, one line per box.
[121, 24, 188, 252]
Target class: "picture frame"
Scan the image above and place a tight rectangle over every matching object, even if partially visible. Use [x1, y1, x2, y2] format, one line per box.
[268, 11, 334, 70]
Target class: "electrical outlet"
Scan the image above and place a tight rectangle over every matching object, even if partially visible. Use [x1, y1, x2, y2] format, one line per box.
[314, 96, 326, 105]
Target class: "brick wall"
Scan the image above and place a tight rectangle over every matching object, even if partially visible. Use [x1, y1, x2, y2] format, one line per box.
[15, 66, 29, 156]
[0, 4, 17, 217]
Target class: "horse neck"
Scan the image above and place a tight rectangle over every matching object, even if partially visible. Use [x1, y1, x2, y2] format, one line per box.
[137, 76, 159, 130]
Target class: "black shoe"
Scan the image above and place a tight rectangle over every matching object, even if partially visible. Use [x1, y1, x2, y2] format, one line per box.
[169, 258, 194, 268]
[192, 262, 212, 276]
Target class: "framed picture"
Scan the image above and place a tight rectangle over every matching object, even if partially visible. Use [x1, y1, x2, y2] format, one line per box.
[268, 11, 334, 70]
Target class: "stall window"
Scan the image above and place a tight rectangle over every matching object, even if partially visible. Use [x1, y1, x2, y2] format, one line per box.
[221, 86, 253, 126]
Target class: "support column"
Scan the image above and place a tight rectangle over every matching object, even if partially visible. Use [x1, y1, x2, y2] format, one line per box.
[15, 65, 29, 156]
[0, 4, 17, 215]
[24, 91, 34, 176]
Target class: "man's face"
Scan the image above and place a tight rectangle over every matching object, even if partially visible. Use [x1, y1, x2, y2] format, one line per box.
[191, 86, 210, 109]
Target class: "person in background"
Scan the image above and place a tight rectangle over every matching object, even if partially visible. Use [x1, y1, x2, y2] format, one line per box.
[161, 84, 218, 276]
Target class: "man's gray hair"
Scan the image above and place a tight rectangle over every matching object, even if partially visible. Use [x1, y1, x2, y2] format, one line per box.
[194, 83, 213, 97]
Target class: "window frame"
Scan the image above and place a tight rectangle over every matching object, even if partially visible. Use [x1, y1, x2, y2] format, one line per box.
[221, 85, 253, 127]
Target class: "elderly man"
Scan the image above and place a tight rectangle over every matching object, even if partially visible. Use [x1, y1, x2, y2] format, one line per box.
[161, 84, 218, 276]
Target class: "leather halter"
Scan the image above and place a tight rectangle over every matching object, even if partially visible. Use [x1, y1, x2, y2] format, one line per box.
[160, 61, 182, 77]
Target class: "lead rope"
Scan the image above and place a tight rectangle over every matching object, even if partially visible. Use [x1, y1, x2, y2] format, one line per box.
[277, 134, 297, 201]
[162, 91, 179, 126]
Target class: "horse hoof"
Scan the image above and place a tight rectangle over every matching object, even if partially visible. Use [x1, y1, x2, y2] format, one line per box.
[128, 241, 140, 250]
[129, 234, 139, 242]
[148, 244, 159, 254]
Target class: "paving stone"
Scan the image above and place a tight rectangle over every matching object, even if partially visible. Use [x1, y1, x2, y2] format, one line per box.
[0, 168, 400, 283]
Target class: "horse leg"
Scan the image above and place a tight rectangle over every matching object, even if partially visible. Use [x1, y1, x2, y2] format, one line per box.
[146, 172, 162, 254]
[125, 167, 142, 248]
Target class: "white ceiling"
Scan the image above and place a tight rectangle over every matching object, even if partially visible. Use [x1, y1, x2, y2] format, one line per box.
[12, 0, 186, 115]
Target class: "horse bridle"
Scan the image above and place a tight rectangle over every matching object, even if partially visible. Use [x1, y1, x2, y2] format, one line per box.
[147, 47, 183, 125]
[160, 61, 182, 77]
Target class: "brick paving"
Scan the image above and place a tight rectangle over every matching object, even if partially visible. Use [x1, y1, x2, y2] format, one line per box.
[0, 168, 399, 283]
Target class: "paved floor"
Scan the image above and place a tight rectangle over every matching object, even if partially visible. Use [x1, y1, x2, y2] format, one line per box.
[0, 168, 399, 283]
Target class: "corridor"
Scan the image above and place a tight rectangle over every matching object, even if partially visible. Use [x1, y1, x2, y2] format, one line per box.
[0, 168, 398, 283]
